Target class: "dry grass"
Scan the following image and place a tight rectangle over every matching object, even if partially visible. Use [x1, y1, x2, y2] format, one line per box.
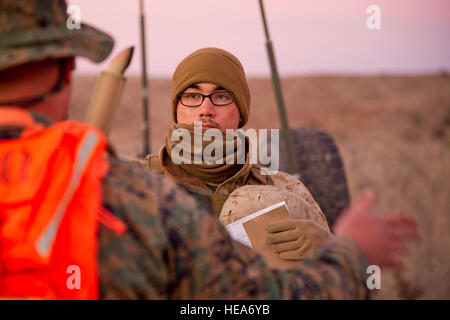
[70, 74, 450, 299]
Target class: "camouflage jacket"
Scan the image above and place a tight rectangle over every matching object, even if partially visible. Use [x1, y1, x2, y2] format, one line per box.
[0, 115, 370, 300]
[145, 146, 327, 225]
[99, 160, 370, 299]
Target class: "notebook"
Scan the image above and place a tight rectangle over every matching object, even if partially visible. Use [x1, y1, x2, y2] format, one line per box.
[225, 201, 298, 269]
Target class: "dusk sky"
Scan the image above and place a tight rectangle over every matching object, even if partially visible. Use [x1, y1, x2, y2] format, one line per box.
[69, 0, 450, 77]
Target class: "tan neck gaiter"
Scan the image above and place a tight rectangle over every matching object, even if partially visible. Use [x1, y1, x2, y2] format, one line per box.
[165, 123, 247, 184]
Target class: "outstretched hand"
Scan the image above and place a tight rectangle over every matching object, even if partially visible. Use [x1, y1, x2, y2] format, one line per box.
[333, 188, 422, 268]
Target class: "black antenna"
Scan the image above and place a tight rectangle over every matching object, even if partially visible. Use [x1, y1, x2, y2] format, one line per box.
[139, 0, 150, 156]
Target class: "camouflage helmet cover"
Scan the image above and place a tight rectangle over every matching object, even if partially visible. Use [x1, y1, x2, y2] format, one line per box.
[0, 0, 114, 71]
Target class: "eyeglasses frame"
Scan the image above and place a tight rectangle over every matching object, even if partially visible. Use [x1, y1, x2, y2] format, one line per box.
[178, 91, 235, 107]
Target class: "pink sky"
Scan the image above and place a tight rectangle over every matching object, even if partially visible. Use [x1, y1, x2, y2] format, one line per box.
[69, 0, 450, 77]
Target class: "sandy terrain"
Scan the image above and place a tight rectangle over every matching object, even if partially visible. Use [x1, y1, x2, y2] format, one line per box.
[70, 74, 450, 299]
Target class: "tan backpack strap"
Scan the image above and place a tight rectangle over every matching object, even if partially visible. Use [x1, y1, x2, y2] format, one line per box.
[145, 153, 163, 174]
[211, 194, 229, 216]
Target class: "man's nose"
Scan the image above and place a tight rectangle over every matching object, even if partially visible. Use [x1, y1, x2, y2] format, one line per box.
[198, 96, 216, 118]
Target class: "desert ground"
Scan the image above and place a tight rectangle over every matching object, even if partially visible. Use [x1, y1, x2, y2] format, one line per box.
[70, 74, 450, 299]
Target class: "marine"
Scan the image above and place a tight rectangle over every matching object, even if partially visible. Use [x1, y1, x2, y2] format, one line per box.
[144, 47, 333, 261]
[0, 0, 421, 300]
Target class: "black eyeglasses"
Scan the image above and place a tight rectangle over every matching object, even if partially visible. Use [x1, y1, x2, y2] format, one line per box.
[178, 91, 234, 107]
[0, 59, 70, 108]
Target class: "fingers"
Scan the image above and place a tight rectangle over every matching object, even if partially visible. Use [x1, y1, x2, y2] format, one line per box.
[386, 214, 422, 240]
[393, 226, 422, 241]
[384, 256, 406, 269]
[267, 220, 313, 243]
[271, 239, 301, 253]
[351, 188, 377, 215]
[267, 220, 329, 259]
[389, 214, 417, 228]
[267, 229, 299, 244]
[279, 241, 314, 260]
[387, 241, 409, 255]
[383, 215, 420, 268]
[267, 220, 298, 233]
[333, 189, 377, 235]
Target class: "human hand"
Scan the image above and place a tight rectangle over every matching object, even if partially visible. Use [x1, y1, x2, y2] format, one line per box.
[333, 188, 422, 268]
[266, 219, 333, 260]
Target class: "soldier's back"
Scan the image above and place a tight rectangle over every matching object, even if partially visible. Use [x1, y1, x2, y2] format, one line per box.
[97, 157, 369, 300]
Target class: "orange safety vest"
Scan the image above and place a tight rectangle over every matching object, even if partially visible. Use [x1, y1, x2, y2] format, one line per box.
[0, 108, 114, 299]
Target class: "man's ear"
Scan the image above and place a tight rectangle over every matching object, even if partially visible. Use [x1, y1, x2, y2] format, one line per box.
[174, 103, 179, 123]
[64, 57, 75, 85]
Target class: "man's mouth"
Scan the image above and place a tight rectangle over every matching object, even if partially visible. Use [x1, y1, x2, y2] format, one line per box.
[201, 122, 217, 129]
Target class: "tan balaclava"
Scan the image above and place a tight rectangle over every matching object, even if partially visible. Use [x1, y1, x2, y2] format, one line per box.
[171, 47, 251, 128]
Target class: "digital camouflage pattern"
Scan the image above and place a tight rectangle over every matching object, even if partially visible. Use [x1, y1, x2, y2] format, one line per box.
[99, 158, 370, 299]
[0, 117, 370, 299]
[0, 0, 114, 71]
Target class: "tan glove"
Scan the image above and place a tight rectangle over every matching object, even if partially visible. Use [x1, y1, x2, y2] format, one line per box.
[266, 219, 334, 260]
